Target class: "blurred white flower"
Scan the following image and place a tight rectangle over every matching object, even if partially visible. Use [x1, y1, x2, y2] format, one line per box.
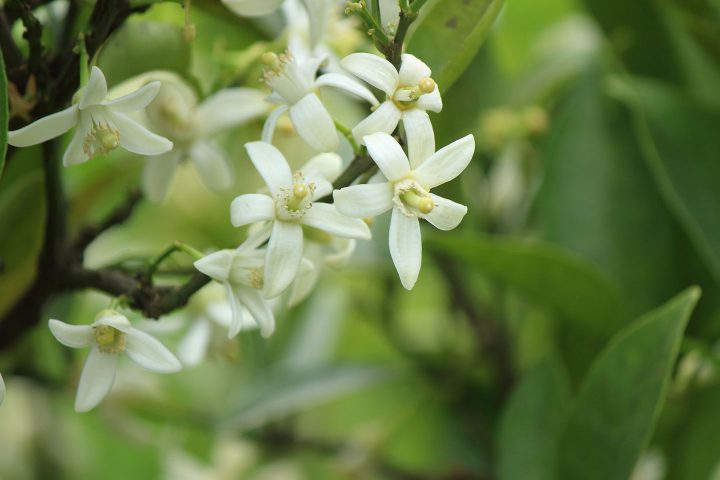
[9, 66, 172, 166]
[143, 79, 268, 202]
[0, 373, 4, 405]
[334, 131, 474, 289]
[48, 310, 182, 412]
[230, 142, 371, 297]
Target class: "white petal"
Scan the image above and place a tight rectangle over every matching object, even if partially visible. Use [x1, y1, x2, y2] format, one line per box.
[389, 208, 422, 290]
[194, 250, 235, 282]
[177, 319, 212, 367]
[333, 182, 393, 218]
[235, 286, 275, 337]
[261, 105, 289, 144]
[316, 73, 379, 107]
[416, 87, 442, 112]
[352, 101, 401, 145]
[302, 203, 371, 239]
[79, 67, 108, 109]
[245, 141, 293, 195]
[94, 312, 132, 332]
[125, 328, 182, 373]
[230, 193, 275, 227]
[423, 194, 467, 231]
[398, 54, 432, 87]
[103, 81, 161, 112]
[237, 224, 273, 254]
[75, 347, 117, 412]
[288, 261, 319, 308]
[414, 134, 475, 189]
[206, 302, 235, 330]
[62, 127, 88, 167]
[312, 177, 334, 199]
[189, 141, 234, 192]
[364, 132, 410, 181]
[142, 151, 181, 203]
[341, 53, 399, 97]
[222, 0, 284, 16]
[8, 105, 78, 147]
[197, 88, 268, 135]
[403, 109, 435, 168]
[0, 373, 4, 405]
[289, 93, 339, 152]
[302, 152, 343, 182]
[225, 282, 247, 337]
[48, 319, 93, 348]
[325, 238, 356, 268]
[109, 111, 173, 155]
[263, 221, 303, 298]
[300, 55, 328, 84]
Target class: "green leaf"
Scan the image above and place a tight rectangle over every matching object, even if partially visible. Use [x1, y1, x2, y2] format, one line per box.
[498, 358, 571, 480]
[0, 50, 8, 179]
[428, 234, 629, 335]
[406, 0, 504, 93]
[557, 287, 700, 480]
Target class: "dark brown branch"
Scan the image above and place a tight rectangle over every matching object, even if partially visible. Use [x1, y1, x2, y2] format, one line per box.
[0, 10, 24, 71]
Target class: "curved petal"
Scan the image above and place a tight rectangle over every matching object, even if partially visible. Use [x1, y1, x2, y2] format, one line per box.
[398, 54, 432, 86]
[125, 328, 182, 373]
[263, 221, 303, 298]
[414, 134, 475, 189]
[325, 238, 356, 268]
[303, 202, 371, 239]
[364, 132, 410, 181]
[189, 141, 234, 192]
[402, 109, 435, 168]
[416, 87, 442, 112]
[221, 0, 284, 16]
[48, 319, 93, 348]
[104, 81, 161, 112]
[245, 141, 293, 195]
[235, 286, 275, 337]
[109, 111, 173, 155]
[302, 152, 343, 182]
[75, 347, 117, 412]
[423, 194, 467, 231]
[79, 67, 108, 109]
[341, 53, 398, 97]
[312, 177, 334, 200]
[389, 208, 422, 290]
[288, 260, 319, 308]
[333, 182, 393, 218]
[94, 312, 132, 332]
[261, 105, 289, 144]
[8, 105, 78, 147]
[316, 73, 379, 107]
[62, 127, 88, 167]
[194, 249, 235, 282]
[289, 93, 338, 152]
[142, 151, 181, 203]
[197, 88, 268, 135]
[230, 193, 275, 227]
[177, 319, 212, 367]
[352, 101, 401, 145]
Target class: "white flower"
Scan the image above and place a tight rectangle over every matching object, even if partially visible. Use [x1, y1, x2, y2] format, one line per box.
[9, 66, 172, 166]
[261, 52, 378, 152]
[230, 142, 371, 297]
[48, 310, 182, 412]
[0, 372, 4, 406]
[142, 78, 268, 202]
[222, 0, 285, 16]
[334, 131, 474, 289]
[341, 53, 442, 155]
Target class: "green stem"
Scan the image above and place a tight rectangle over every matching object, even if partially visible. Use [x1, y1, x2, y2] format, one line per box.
[78, 34, 89, 87]
[409, 0, 429, 15]
[146, 242, 203, 282]
[372, 0, 381, 23]
[334, 118, 360, 154]
[350, 2, 391, 48]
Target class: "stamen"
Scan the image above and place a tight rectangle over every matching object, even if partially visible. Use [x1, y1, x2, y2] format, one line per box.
[418, 77, 436, 94]
[401, 189, 434, 214]
[83, 123, 120, 159]
[94, 324, 126, 353]
[293, 183, 308, 199]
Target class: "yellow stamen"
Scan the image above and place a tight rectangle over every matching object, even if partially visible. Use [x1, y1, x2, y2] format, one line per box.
[401, 189, 434, 214]
[418, 77, 436, 94]
[94, 325, 126, 353]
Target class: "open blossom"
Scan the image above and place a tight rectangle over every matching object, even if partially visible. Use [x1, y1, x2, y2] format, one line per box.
[230, 142, 371, 297]
[49, 310, 182, 412]
[334, 131, 474, 289]
[142, 78, 268, 202]
[9, 66, 172, 166]
[341, 53, 442, 160]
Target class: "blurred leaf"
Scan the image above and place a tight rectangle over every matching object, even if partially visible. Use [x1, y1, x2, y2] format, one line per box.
[557, 287, 700, 480]
[0, 51, 7, 180]
[498, 358, 571, 480]
[428, 234, 629, 335]
[406, 0, 504, 93]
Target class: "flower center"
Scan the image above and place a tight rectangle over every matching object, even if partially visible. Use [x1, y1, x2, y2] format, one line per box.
[94, 325, 126, 353]
[275, 173, 316, 221]
[393, 179, 435, 217]
[83, 123, 120, 159]
[392, 77, 436, 110]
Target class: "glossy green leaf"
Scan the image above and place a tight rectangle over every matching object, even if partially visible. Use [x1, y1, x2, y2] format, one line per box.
[0, 51, 8, 179]
[557, 287, 700, 480]
[406, 0, 504, 93]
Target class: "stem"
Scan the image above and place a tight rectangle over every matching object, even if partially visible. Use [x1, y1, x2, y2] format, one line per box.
[409, 0, 429, 15]
[371, 0, 381, 23]
[333, 117, 360, 153]
[349, 2, 391, 48]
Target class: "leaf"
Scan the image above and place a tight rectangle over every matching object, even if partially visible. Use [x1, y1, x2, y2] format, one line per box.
[498, 358, 571, 480]
[406, 0, 504, 93]
[427, 234, 629, 335]
[0, 50, 8, 179]
[557, 287, 700, 480]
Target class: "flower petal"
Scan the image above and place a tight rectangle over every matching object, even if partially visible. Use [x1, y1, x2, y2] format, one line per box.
[316, 73, 379, 107]
[333, 182, 393, 218]
[364, 132, 410, 181]
[177, 319, 212, 367]
[416, 87, 442, 112]
[287, 259, 319, 308]
[423, 194, 467, 231]
[197, 88, 268, 135]
[194, 249, 235, 282]
[302, 202, 371, 239]
[75, 347, 117, 412]
[48, 319, 93, 348]
[398, 54, 432, 87]
[302, 152, 343, 183]
[62, 127, 88, 167]
[289, 93, 339, 152]
[235, 286, 275, 337]
[413, 134, 475, 189]
[389, 208, 422, 290]
[0, 373, 4, 405]
[189, 141, 234, 192]
[245, 141, 293, 195]
[341, 53, 398, 97]
[94, 312, 132, 332]
[79, 67, 108, 109]
[103, 81, 161, 112]
[230, 193, 275, 227]
[261, 105, 289, 144]
[402, 109, 435, 168]
[142, 150, 182, 203]
[125, 328, 182, 373]
[352, 101, 401, 145]
[221, 0, 284, 16]
[263, 221, 303, 298]
[8, 105, 78, 147]
[109, 111, 173, 155]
